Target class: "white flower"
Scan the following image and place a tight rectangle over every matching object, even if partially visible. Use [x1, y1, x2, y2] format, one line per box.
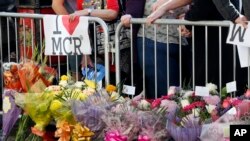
[74, 81, 85, 89]
[59, 80, 68, 87]
[168, 86, 177, 95]
[205, 104, 216, 114]
[206, 83, 218, 95]
[182, 90, 194, 98]
[138, 99, 151, 110]
[110, 91, 120, 101]
[180, 99, 190, 108]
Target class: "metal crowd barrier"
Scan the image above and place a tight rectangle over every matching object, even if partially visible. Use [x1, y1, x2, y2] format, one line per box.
[115, 18, 250, 98]
[0, 12, 110, 105]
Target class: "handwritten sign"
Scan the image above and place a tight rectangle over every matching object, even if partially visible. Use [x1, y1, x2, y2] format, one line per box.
[43, 15, 91, 55]
[227, 22, 250, 47]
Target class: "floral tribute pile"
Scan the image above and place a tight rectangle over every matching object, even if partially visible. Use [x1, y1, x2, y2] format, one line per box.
[2, 69, 250, 141]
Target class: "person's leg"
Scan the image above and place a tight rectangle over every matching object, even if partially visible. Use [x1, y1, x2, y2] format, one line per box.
[68, 55, 82, 81]
[137, 37, 155, 98]
[137, 37, 180, 98]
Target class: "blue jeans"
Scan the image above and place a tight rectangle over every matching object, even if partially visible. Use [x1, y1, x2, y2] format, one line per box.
[137, 37, 190, 98]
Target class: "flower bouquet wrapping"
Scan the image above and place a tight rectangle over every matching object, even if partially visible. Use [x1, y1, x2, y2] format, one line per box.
[167, 115, 202, 141]
[102, 102, 140, 141]
[71, 90, 116, 139]
[2, 89, 22, 137]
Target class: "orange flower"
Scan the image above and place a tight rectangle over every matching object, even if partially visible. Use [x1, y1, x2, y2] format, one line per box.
[55, 120, 73, 141]
[106, 85, 117, 93]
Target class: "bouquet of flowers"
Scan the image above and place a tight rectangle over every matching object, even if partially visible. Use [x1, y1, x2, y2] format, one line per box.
[164, 83, 220, 141]
[102, 102, 140, 141]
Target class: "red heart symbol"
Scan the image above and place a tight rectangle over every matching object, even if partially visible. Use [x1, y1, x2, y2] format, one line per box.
[62, 15, 80, 35]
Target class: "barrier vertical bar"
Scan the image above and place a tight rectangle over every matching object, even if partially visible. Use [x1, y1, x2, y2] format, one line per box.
[166, 25, 169, 89]
[130, 24, 134, 87]
[14, 18, 18, 62]
[219, 26, 222, 97]
[179, 25, 182, 88]
[154, 24, 157, 98]
[7, 17, 10, 62]
[192, 26, 195, 89]
[142, 24, 146, 98]
[205, 26, 208, 84]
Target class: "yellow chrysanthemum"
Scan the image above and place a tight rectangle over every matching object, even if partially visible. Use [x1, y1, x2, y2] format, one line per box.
[106, 84, 117, 93]
[50, 100, 62, 112]
[61, 75, 68, 81]
[84, 79, 96, 89]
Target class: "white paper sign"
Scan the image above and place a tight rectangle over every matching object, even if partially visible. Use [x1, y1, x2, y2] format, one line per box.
[237, 45, 250, 67]
[122, 85, 135, 95]
[227, 22, 250, 46]
[226, 81, 237, 93]
[195, 86, 209, 97]
[43, 15, 92, 55]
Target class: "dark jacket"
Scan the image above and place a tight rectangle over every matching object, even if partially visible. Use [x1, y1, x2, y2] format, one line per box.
[125, 0, 146, 36]
[212, 0, 240, 21]
[242, 0, 250, 19]
[185, 0, 224, 21]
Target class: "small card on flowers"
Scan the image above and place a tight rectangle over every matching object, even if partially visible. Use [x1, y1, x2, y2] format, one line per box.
[195, 86, 209, 97]
[122, 85, 136, 95]
[226, 81, 237, 93]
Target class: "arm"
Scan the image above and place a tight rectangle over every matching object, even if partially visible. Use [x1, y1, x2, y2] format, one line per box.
[212, 0, 239, 21]
[72, 9, 118, 21]
[147, 0, 192, 23]
[121, 0, 146, 27]
[52, 0, 69, 15]
[212, 0, 248, 28]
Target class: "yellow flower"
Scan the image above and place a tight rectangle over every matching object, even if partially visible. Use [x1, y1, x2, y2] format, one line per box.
[72, 123, 94, 141]
[84, 79, 96, 89]
[61, 75, 68, 81]
[106, 84, 117, 93]
[50, 100, 62, 112]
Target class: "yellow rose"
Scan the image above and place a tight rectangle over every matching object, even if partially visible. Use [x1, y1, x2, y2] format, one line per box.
[50, 100, 62, 112]
[61, 75, 68, 81]
[84, 79, 96, 89]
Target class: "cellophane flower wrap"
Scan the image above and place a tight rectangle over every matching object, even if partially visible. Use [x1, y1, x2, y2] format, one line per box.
[102, 101, 140, 141]
[2, 89, 22, 137]
[71, 89, 118, 139]
[14, 91, 55, 136]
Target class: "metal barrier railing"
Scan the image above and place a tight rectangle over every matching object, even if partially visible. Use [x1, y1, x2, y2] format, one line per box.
[115, 18, 250, 98]
[0, 12, 110, 99]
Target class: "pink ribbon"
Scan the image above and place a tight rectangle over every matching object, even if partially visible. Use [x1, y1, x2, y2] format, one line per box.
[138, 135, 151, 141]
[104, 131, 128, 141]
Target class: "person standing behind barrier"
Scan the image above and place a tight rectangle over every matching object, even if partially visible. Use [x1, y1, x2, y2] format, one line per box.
[122, 0, 190, 98]
[120, 0, 146, 95]
[69, 0, 119, 66]
[52, 0, 82, 81]
[147, 0, 248, 95]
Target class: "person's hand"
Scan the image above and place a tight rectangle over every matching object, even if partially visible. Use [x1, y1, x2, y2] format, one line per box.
[121, 14, 132, 27]
[69, 10, 87, 22]
[235, 14, 248, 28]
[81, 55, 94, 69]
[147, 7, 166, 24]
[178, 25, 191, 37]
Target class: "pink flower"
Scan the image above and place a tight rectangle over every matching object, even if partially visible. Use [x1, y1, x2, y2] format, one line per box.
[203, 95, 220, 105]
[222, 99, 231, 109]
[244, 89, 250, 98]
[151, 98, 162, 109]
